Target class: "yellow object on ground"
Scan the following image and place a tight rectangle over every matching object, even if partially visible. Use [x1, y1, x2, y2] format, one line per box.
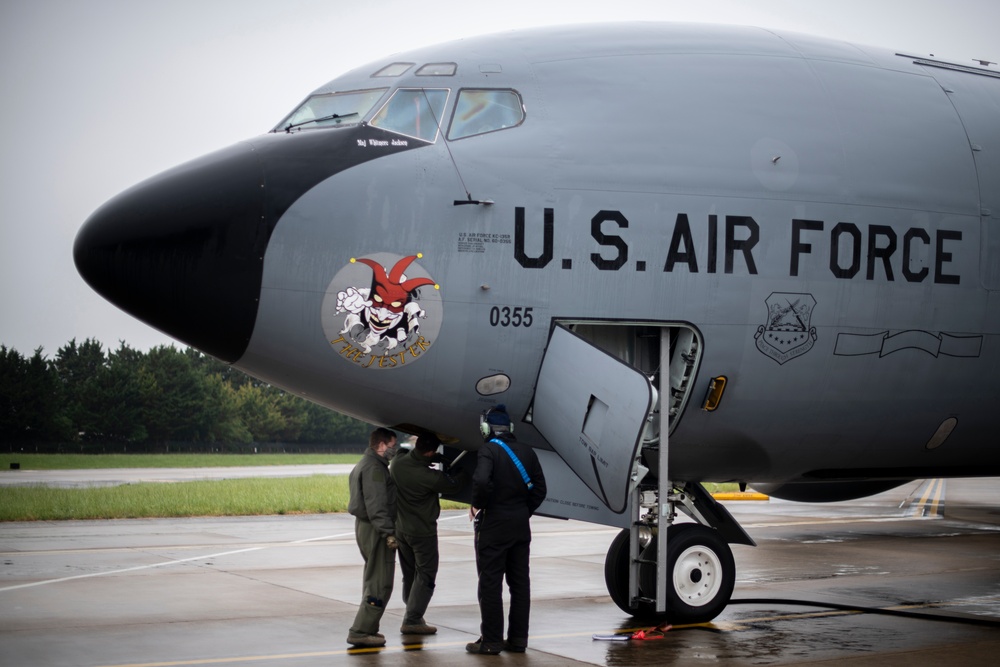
[711, 491, 769, 501]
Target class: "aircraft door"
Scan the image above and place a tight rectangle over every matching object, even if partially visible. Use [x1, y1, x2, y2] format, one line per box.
[529, 324, 654, 514]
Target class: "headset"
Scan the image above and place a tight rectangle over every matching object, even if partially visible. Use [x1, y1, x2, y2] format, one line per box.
[479, 405, 513, 440]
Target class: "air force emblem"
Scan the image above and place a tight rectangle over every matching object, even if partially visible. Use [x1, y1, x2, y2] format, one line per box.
[754, 292, 817, 365]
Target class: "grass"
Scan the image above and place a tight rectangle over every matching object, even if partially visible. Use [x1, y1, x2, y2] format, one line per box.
[0, 453, 735, 522]
[0, 475, 470, 521]
[1, 453, 360, 470]
[701, 482, 743, 494]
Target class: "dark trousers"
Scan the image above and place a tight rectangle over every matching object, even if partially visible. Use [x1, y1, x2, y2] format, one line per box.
[475, 516, 532, 648]
[397, 532, 439, 625]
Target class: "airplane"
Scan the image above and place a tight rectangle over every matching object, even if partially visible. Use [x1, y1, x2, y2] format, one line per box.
[73, 22, 1000, 625]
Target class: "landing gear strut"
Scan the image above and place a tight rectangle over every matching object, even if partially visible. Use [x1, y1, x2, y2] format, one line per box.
[603, 481, 752, 624]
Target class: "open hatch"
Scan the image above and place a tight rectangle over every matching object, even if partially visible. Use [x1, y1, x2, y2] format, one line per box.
[527, 321, 701, 513]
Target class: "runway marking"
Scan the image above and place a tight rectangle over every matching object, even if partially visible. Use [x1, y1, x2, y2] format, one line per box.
[0, 507, 943, 593]
[1, 513, 492, 592]
[92, 598, 1000, 667]
[743, 514, 938, 529]
[0, 531, 356, 593]
[913, 478, 946, 517]
[91, 632, 635, 666]
[89, 603, 945, 667]
[0, 540, 359, 558]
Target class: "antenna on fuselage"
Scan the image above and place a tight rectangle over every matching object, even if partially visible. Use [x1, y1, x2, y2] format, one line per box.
[419, 89, 493, 207]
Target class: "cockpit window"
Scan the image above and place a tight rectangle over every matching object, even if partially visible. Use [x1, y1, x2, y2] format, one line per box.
[275, 88, 387, 133]
[373, 63, 414, 77]
[369, 88, 450, 143]
[416, 62, 457, 76]
[447, 89, 525, 140]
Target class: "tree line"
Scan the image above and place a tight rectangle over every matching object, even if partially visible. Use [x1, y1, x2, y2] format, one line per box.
[1, 339, 373, 452]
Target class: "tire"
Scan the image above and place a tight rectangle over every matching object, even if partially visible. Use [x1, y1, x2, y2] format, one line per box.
[661, 523, 735, 623]
[604, 528, 657, 618]
[604, 523, 735, 624]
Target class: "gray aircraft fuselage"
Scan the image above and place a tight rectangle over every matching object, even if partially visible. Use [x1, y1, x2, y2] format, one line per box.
[76, 23, 1000, 522]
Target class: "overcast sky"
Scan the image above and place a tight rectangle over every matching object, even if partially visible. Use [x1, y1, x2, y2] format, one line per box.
[2, 0, 997, 357]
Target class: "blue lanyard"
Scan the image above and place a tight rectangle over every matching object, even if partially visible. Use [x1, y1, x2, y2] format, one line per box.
[491, 438, 533, 489]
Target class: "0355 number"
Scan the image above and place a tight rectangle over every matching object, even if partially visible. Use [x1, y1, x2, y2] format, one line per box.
[490, 306, 534, 327]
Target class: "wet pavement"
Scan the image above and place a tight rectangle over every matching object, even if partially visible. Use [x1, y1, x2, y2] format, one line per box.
[1, 478, 998, 666]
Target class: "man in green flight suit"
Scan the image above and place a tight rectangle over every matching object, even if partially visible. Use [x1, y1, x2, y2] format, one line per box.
[346, 427, 398, 647]
[389, 433, 468, 635]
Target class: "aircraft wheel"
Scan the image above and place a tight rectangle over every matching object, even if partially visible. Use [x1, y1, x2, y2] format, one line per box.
[661, 523, 734, 622]
[604, 528, 657, 618]
[604, 523, 735, 623]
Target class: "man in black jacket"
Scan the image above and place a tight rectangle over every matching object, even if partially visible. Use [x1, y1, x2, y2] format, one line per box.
[467, 405, 547, 655]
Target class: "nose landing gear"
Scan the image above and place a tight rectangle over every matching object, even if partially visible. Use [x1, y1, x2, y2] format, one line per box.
[605, 521, 735, 623]
[604, 482, 750, 624]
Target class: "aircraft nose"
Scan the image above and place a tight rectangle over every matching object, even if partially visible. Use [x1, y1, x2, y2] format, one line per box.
[74, 142, 267, 362]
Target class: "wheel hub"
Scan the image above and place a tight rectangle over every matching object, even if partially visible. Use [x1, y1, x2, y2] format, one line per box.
[673, 546, 723, 606]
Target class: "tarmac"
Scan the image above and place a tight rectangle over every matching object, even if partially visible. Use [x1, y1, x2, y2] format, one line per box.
[1, 474, 999, 666]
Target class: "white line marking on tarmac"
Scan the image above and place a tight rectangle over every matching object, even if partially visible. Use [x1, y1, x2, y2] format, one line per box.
[0, 510, 934, 593]
[1, 513, 484, 592]
[0, 531, 357, 592]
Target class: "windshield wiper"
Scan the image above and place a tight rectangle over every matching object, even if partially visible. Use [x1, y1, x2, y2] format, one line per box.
[284, 112, 359, 133]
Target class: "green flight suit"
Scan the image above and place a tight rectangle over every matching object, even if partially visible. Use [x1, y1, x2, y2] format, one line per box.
[348, 447, 397, 635]
[389, 447, 468, 625]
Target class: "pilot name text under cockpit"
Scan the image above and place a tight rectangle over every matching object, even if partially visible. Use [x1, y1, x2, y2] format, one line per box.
[356, 138, 409, 148]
